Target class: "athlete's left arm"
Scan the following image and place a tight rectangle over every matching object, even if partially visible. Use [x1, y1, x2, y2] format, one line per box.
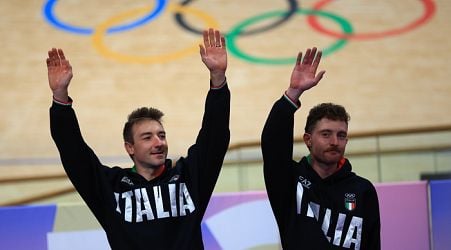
[188, 28, 230, 209]
[185, 81, 230, 212]
[362, 184, 381, 250]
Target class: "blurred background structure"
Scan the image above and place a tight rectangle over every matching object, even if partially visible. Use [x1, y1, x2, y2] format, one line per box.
[1, 0, 450, 205]
[1, 1, 451, 249]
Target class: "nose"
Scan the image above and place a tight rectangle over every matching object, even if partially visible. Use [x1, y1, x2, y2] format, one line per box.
[329, 135, 339, 145]
[153, 136, 164, 146]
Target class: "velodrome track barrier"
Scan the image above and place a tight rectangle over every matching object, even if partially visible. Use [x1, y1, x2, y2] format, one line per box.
[0, 180, 450, 250]
[429, 180, 451, 250]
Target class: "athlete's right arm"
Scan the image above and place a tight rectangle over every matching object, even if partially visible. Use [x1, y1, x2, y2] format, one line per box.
[262, 47, 325, 233]
[47, 49, 109, 212]
[261, 95, 298, 233]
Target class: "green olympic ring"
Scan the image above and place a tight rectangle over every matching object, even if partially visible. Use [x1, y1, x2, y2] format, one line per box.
[227, 9, 354, 65]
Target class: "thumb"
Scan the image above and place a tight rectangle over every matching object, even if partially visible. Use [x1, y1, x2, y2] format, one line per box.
[314, 70, 326, 83]
[199, 44, 206, 58]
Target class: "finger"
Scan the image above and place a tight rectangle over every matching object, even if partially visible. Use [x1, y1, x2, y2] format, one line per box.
[302, 48, 311, 64]
[314, 70, 326, 83]
[58, 49, 66, 60]
[310, 47, 317, 57]
[203, 30, 209, 48]
[48, 48, 56, 60]
[214, 30, 221, 47]
[47, 51, 52, 64]
[307, 47, 317, 65]
[208, 28, 215, 47]
[221, 36, 226, 48]
[310, 47, 318, 65]
[295, 52, 302, 66]
[312, 50, 322, 71]
[49, 48, 60, 66]
[199, 44, 206, 58]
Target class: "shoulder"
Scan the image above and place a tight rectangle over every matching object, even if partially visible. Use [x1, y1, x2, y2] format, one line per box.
[350, 175, 379, 200]
[102, 165, 130, 178]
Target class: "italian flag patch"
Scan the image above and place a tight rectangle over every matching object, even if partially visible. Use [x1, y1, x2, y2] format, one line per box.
[344, 193, 356, 211]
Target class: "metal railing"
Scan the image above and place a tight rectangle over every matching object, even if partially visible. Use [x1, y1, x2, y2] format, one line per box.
[219, 125, 451, 191]
[2, 125, 451, 205]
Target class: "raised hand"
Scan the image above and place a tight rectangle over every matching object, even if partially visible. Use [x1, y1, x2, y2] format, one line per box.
[286, 47, 325, 101]
[199, 28, 227, 87]
[46, 48, 73, 102]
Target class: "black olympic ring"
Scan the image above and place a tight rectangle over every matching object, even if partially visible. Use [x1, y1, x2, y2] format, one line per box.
[173, 0, 298, 36]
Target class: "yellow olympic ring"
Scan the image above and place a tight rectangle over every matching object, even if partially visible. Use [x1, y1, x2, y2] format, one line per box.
[92, 3, 219, 64]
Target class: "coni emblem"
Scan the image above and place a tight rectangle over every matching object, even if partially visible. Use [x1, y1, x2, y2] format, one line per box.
[344, 193, 356, 211]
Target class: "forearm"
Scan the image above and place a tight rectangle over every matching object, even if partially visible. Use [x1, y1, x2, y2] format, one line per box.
[193, 84, 230, 199]
[200, 83, 230, 135]
[262, 95, 299, 214]
[261, 95, 298, 163]
[50, 101, 104, 195]
[50, 101, 84, 149]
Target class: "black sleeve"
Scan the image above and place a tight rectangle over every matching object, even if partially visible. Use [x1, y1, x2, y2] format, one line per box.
[261, 95, 299, 233]
[185, 84, 231, 211]
[362, 183, 381, 250]
[50, 101, 111, 222]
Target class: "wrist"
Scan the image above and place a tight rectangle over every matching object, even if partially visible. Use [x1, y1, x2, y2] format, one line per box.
[210, 77, 227, 89]
[284, 91, 301, 108]
[52, 89, 69, 103]
[210, 71, 226, 87]
[53, 96, 72, 105]
[285, 87, 303, 101]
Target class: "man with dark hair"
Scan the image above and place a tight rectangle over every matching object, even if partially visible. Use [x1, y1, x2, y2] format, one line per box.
[261, 47, 380, 249]
[304, 103, 350, 134]
[48, 28, 230, 250]
[123, 107, 165, 144]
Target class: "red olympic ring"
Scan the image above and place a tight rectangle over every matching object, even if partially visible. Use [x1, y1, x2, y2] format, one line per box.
[307, 0, 436, 40]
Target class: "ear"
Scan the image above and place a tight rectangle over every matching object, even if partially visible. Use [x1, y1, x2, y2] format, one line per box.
[124, 142, 134, 155]
[303, 133, 312, 147]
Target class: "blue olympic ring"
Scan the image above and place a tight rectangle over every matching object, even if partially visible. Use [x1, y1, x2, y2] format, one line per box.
[42, 0, 167, 35]
[174, 0, 299, 36]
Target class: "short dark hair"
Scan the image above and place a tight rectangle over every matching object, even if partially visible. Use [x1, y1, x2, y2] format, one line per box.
[123, 107, 164, 144]
[304, 103, 350, 133]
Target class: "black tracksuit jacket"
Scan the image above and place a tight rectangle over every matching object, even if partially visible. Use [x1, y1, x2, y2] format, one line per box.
[261, 95, 380, 250]
[50, 84, 230, 250]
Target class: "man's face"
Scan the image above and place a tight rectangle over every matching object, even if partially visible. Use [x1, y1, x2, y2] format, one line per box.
[304, 118, 348, 166]
[125, 119, 168, 169]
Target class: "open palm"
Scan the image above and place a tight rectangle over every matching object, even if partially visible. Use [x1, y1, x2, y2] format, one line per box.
[289, 47, 325, 92]
[199, 29, 227, 86]
[47, 48, 73, 93]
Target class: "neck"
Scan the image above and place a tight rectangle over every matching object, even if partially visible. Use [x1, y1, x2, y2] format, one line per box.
[307, 155, 340, 179]
[312, 163, 338, 179]
[135, 164, 165, 181]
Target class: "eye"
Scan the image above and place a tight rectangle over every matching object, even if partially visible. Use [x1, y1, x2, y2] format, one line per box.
[321, 132, 331, 138]
[338, 133, 347, 140]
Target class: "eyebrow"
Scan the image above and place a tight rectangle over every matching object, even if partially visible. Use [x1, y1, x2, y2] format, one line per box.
[318, 129, 347, 134]
[139, 131, 166, 137]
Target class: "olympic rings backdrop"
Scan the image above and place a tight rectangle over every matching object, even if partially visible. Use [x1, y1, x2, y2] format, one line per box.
[1, 0, 450, 179]
[1, 0, 451, 249]
[41, 0, 436, 64]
